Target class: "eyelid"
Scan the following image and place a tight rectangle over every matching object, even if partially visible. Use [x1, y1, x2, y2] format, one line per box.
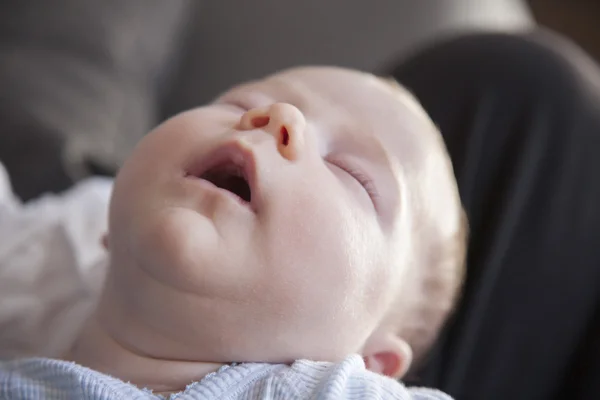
[223, 92, 269, 112]
[328, 158, 380, 205]
[224, 99, 248, 112]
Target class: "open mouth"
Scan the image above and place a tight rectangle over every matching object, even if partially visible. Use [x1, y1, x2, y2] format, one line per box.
[199, 162, 252, 203]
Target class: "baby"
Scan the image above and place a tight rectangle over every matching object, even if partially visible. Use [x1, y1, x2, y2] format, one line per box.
[0, 66, 466, 399]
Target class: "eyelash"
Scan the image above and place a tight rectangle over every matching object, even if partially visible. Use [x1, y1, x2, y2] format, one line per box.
[330, 160, 380, 203]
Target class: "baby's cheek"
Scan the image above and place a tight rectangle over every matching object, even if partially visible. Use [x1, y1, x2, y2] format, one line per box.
[341, 218, 392, 312]
[131, 208, 220, 293]
[287, 200, 386, 312]
[262, 183, 388, 314]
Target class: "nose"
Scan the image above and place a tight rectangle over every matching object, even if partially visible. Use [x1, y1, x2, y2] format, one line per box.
[238, 102, 306, 161]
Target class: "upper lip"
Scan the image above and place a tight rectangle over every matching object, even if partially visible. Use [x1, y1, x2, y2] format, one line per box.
[186, 140, 259, 209]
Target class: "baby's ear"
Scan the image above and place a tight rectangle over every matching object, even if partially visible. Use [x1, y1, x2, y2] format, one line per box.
[363, 333, 413, 378]
[101, 233, 109, 250]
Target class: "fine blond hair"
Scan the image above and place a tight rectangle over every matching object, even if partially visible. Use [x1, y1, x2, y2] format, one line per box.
[380, 76, 469, 368]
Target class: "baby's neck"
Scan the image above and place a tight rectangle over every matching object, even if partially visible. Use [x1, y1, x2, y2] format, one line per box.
[65, 314, 224, 393]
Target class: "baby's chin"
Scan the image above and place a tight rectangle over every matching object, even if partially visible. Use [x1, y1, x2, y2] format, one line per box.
[101, 223, 384, 366]
[95, 284, 364, 366]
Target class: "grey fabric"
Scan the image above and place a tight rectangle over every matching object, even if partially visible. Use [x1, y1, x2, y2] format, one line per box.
[0, 0, 533, 200]
[0, 0, 192, 200]
[164, 0, 533, 116]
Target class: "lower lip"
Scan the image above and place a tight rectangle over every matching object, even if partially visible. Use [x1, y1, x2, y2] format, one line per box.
[185, 174, 254, 210]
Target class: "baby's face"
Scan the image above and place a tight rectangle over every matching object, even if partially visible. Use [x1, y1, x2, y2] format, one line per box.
[105, 67, 444, 364]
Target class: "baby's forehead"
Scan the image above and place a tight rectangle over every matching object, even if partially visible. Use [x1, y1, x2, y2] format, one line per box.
[267, 67, 418, 115]
[286, 69, 435, 151]
[227, 67, 411, 114]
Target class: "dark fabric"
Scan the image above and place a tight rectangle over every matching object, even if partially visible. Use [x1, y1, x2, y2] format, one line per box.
[0, 0, 193, 201]
[389, 32, 600, 400]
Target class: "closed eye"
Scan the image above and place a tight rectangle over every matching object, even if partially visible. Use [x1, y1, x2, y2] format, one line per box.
[223, 100, 248, 112]
[327, 159, 380, 205]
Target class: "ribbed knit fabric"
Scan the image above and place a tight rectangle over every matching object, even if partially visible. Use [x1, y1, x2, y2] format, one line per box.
[0, 355, 451, 399]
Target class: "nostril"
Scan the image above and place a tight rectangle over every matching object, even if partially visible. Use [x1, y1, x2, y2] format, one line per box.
[280, 126, 289, 146]
[251, 116, 270, 128]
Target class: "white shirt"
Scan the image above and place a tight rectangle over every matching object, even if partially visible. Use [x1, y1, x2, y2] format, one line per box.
[0, 162, 111, 358]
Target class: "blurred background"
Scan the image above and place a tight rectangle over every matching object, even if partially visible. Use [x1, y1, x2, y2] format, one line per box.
[528, 0, 600, 62]
[0, 0, 598, 200]
[0, 0, 531, 200]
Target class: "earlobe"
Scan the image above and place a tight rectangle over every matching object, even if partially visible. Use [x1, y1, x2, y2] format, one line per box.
[363, 334, 413, 378]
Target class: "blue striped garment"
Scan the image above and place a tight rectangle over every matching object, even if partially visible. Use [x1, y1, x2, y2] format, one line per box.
[0, 354, 452, 399]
